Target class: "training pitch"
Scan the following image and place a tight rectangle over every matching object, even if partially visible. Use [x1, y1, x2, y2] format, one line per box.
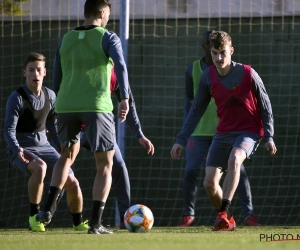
[1, 226, 300, 250]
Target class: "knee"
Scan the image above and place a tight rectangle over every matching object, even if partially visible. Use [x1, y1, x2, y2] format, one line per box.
[203, 178, 217, 191]
[28, 160, 47, 180]
[228, 155, 243, 172]
[61, 144, 80, 163]
[64, 175, 81, 193]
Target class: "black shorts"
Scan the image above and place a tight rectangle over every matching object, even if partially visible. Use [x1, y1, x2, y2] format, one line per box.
[57, 112, 115, 152]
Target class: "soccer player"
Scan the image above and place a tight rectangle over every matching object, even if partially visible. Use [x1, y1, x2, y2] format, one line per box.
[4, 52, 88, 232]
[171, 30, 276, 231]
[37, 0, 130, 234]
[78, 66, 155, 229]
[179, 31, 260, 227]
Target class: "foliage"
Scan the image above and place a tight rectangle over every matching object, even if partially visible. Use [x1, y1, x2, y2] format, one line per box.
[0, 0, 29, 16]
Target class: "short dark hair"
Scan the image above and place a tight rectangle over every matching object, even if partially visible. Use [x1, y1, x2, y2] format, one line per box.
[23, 52, 46, 69]
[202, 30, 215, 45]
[84, 0, 111, 19]
[210, 31, 232, 49]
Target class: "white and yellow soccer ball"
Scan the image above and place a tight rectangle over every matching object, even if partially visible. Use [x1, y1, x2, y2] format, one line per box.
[124, 204, 154, 232]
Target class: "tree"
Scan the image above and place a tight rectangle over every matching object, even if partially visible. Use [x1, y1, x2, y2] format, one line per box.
[0, 0, 29, 16]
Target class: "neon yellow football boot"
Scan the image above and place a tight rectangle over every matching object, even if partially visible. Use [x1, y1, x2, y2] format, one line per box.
[29, 214, 45, 232]
[73, 220, 89, 231]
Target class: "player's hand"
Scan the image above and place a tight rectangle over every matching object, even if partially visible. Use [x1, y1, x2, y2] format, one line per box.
[138, 137, 154, 155]
[118, 99, 129, 123]
[170, 143, 183, 159]
[264, 141, 277, 155]
[17, 147, 29, 163]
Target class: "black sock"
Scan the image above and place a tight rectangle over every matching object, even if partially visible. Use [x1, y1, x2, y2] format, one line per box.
[30, 203, 40, 217]
[44, 186, 62, 214]
[120, 216, 124, 223]
[72, 213, 83, 226]
[90, 201, 105, 228]
[219, 199, 231, 213]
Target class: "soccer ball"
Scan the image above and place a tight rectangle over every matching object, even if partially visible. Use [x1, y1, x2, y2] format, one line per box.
[124, 204, 154, 232]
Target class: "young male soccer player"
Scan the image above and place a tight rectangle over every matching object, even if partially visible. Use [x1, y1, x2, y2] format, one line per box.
[37, 0, 130, 234]
[179, 31, 260, 227]
[171, 31, 276, 231]
[77, 66, 155, 229]
[4, 52, 88, 232]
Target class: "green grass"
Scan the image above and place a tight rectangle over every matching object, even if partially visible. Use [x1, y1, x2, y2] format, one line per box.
[1, 226, 300, 250]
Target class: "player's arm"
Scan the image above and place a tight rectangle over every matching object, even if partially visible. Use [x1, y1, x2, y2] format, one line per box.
[251, 68, 274, 141]
[4, 92, 28, 162]
[103, 31, 129, 122]
[251, 68, 276, 155]
[184, 64, 194, 121]
[52, 37, 63, 95]
[172, 65, 194, 160]
[113, 85, 154, 155]
[171, 75, 211, 159]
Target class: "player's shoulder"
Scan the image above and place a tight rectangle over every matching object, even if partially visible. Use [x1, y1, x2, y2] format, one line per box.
[5, 87, 24, 109]
[188, 58, 202, 69]
[10, 85, 27, 100]
[43, 86, 56, 100]
[232, 61, 253, 70]
[105, 29, 120, 40]
[185, 63, 193, 73]
[185, 58, 202, 73]
[8, 88, 22, 100]
[201, 66, 211, 77]
[232, 61, 248, 74]
[43, 86, 53, 94]
[233, 61, 258, 75]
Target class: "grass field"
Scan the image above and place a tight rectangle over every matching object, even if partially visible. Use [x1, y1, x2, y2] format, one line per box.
[1, 226, 300, 250]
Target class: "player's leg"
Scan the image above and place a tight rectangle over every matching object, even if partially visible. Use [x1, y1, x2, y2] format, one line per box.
[112, 144, 130, 229]
[81, 127, 115, 229]
[222, 148, 244, 202]
[80, 128, 91, 151]
[180, 136, 212, 227]
[7, 147, 46, 232]
[223, 133, 260, 202]
[205, 133, 235, 231]
[64, 173, 88, 230]
[88, 149, 114, 234]
[218, 143, 246, 231]
[27, 158, 47, 208]
[81, 126, 129, 229]
[85, 112, 115, 235]
[236, 163, 253, 216]
[37, 113, 81, 225]
[40, 143, 87, 230]
[213, 133, 260, 231]
[237, 164, 261, 226]
[203, 167, 223, 210]
[37, 142, 80, 224]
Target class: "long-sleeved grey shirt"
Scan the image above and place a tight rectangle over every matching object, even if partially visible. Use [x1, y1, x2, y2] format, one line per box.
[177, 61, 274, 147]
[112, 84, 144, 139]
[4, 84, 60, 155]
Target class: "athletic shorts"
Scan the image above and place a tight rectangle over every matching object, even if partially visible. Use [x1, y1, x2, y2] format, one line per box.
[57, 112, 115, 152]
[206, 132, 261, 171]
[7, 143, 73, 176]
[185, 136, 213, 171]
